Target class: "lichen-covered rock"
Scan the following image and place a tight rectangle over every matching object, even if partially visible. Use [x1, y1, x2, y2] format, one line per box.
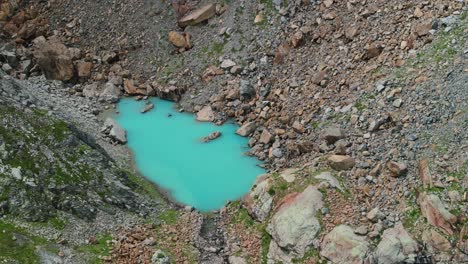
[375, 223, 419, 264]
[151, 250, 170, 264]
[320, 225, 370, 264]
[267, 186, 323, 259]
[243, 174, 273, 222]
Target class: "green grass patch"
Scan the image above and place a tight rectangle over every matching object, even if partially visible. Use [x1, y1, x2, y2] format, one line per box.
[0, 220, 47, 263]
[76, 234, 113, 264]
[158, 210, 180, 225]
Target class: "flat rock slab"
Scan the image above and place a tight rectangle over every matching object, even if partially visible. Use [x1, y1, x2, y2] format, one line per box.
[178, 3, 216, 27]
[320, 225, 370, 264]
[314, 171, 343, 192]
[267, 186, 323, 258]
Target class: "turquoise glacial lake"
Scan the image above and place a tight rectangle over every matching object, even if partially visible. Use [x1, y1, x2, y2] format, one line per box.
[116, 98, 265, 211]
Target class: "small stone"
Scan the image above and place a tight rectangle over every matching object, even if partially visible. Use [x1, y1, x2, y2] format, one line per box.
[367, 207, 385, 222]
[220, 59, 236, 69]
[393, 98, 403, 108]
[387, 161, 407, 177]
[414, 7, 423, 18]
[328, 155, 355, 171]
[2, 63, 13, 73]
[292, 121, 305, 133]
[322, 126, 344, 144]
[354, 225, 368, 235]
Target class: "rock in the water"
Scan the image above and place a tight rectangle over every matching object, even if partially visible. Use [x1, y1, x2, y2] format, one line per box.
[200, 131, 221, 143]
[196, 105, 214, 122]
[328, 155, 355, 171]
[320, 225, 370, 264]
[33, 38, 74, 81]
[141, 103, 155, 114]
[322, 126, 344, 144]
[102, 118, 127, 144]
[418, 192, 457, 235]
[387, 161, 407, 177]
[236, 121, 256, 136]
[375, 223, 419, 264]
[151, 249, 170, 264]
[178, 3, 216, 27]
[243, 175, 273, 222]
[267, 186, 323, 258]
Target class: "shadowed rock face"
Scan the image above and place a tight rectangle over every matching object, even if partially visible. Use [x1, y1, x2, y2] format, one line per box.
[267, 186, 323, 261]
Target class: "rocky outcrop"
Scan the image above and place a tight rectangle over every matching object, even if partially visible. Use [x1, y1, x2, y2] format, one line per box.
[320, 225, 370, 264]
[417, 192, 457, 235]
[242, 175, 273, 222]
[375, 223, 419, 264]
[267, 186, 323, 261]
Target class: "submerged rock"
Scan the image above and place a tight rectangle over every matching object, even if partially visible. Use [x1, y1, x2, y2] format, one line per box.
[200, 131, 221, 143]
[375, 223, 419, 264]
[320, 225, 370, 264]
[267, 186, 323, 260]
[141, 103, 155, 114]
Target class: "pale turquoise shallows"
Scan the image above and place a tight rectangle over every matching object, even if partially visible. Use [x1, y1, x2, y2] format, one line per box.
[116, 98, 265, 211]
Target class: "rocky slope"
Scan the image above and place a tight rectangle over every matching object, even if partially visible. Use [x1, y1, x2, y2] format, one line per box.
[0, 0, 467, 263]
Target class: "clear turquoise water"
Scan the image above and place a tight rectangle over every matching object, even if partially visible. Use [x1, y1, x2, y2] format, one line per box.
[116, 98, 265, 211]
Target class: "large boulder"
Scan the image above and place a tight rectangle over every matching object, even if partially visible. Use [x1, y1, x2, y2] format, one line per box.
[375, 223, 419, 264]
[236, 121, 256, 136]
[33, 38, 74, 81]
[267, 186, 323, 259]
[102, 118, 127, 144]
[99, 82, 121, 103]
[243, 175, 273, 222]
[322, 126, 344, 144]
[196, 105, 214, 122]
[417, 192, 457, 235]
[320, 225, 370, 264]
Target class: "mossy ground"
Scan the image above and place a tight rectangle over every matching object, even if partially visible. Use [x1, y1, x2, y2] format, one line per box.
[0, 220, 48, 264]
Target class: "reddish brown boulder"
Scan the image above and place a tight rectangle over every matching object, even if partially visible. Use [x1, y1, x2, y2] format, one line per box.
[418, 192, 457, 235]
[178, 3, 216, 27]
[34, 38, 74, 81]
